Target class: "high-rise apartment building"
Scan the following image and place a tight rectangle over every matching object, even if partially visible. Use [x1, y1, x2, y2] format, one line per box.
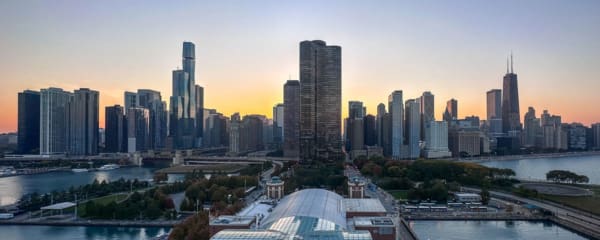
[127, 107, 149, 153]
[388, 91, 404, 159]
[40, 88, 72, 155]
[299, 40, 342, 161]
[66, 88, 99, 156]
[105, 105, 126, 153]
[17, 90, 40, 154]
[283, 80, 300, 158]
[137, 89, 167, 149]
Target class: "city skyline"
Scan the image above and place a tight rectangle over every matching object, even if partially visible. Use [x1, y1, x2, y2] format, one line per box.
[2, 1, 600, 133]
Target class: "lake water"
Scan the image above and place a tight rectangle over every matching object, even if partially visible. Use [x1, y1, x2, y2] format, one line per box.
[0, 167, 157, 206]
[0, 225, 170, 240]
[480, 155, 600, 184]
[410, 220, 589, 240]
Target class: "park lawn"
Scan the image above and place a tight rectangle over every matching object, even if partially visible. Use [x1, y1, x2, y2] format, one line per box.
[541, 194, 600, 216]
[388, 190, 409, 200]
[77, 193, 129, 217]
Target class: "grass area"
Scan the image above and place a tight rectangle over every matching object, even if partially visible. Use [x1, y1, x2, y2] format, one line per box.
[388, 190, 409, 200]
[76, 193, 128, 217]
[541, 194, 600, 216]
[539, 184, 600, 216]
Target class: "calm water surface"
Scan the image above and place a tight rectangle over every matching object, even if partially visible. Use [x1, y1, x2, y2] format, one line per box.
[410, 220, 589, 240]
[0, 225, 170, 240]
[0, 167, 157, 206]
[480, 155, 600, 184]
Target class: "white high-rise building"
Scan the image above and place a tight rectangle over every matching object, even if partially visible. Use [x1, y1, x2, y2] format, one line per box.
[388, 91, 404, 159]
[424, 121, 451, 158]
[40, 87, 72, 155]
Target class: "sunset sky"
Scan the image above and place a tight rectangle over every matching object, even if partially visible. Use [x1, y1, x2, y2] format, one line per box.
[1, 0, 599, 133]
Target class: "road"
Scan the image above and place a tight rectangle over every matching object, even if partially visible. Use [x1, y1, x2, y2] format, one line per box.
[462, 186, 600, 238]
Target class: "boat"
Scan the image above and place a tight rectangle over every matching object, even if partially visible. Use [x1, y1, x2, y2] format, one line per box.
[71, 168, 89, 173]
[98, 164, 120, 171]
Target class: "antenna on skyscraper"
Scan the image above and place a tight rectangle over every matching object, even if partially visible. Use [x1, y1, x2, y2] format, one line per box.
[510, 51, 514, 74]
[506, 57, 509, 74]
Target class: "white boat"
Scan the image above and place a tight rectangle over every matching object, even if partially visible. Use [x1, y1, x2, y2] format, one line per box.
[72, 168, 89, 173]
[98, 164, 120, 171]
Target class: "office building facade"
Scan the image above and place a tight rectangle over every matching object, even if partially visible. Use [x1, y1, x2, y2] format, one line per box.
[17, 90, 40, 154]
[299, 40, 342, 161]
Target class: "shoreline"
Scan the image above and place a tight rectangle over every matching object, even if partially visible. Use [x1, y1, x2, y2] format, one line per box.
[454, 151, 600, 163]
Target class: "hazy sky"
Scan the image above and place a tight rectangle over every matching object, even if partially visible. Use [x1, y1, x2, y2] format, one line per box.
[1, 0, 599, 132]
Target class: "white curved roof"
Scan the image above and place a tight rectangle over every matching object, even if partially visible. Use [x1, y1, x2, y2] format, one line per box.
[261, 189, 347, 230]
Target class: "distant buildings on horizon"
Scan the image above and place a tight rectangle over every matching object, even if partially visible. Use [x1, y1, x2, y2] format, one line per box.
[12, 40, 600, 158]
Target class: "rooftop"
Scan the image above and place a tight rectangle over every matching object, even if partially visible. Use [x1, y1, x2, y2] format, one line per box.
[261, 189, 347, 230]
[210, 215, 255, 226]
[351, 217, 395, 227]
[343, 199, 386, 213]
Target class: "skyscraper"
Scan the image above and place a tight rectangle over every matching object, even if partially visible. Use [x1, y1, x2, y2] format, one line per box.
[17, 90, 40, 154]
[40, 88, 72, 155]
[195, 84, 204, 147]
[502, 55, 521, 134]
[486, 89, 502, 134]
[299, 40, 342, 161]
[137, 89, 167, 149]
[283, 80, 301, 158]
[443, 98, 458, 122]
[241, 115, 265, 153]
[66, 88, 99, 156]
[376, 103, 386, 147]
[229, 113, 241, 155]
[127, 107, 149, 153]
[363, 114, 377, 147]
[170, 42, 198, 149]
[105, 105, 126, 153]
[124, 91, 137, 115]
[273, 103, 284, 146]
[388, 91, 404, 159]
[420, 91, 434, 141]
[424, 121, 451, 159]
[346, 101, 365, 152]
[405, 99, 421, 159]
[523, 107, 541, 147]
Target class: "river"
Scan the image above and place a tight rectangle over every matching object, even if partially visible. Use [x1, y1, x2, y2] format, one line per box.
[479, 155, 600, 184]
[0, 225, 170, 240]
[0, 167, 157, 206]
[410, 220, 590, 240]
